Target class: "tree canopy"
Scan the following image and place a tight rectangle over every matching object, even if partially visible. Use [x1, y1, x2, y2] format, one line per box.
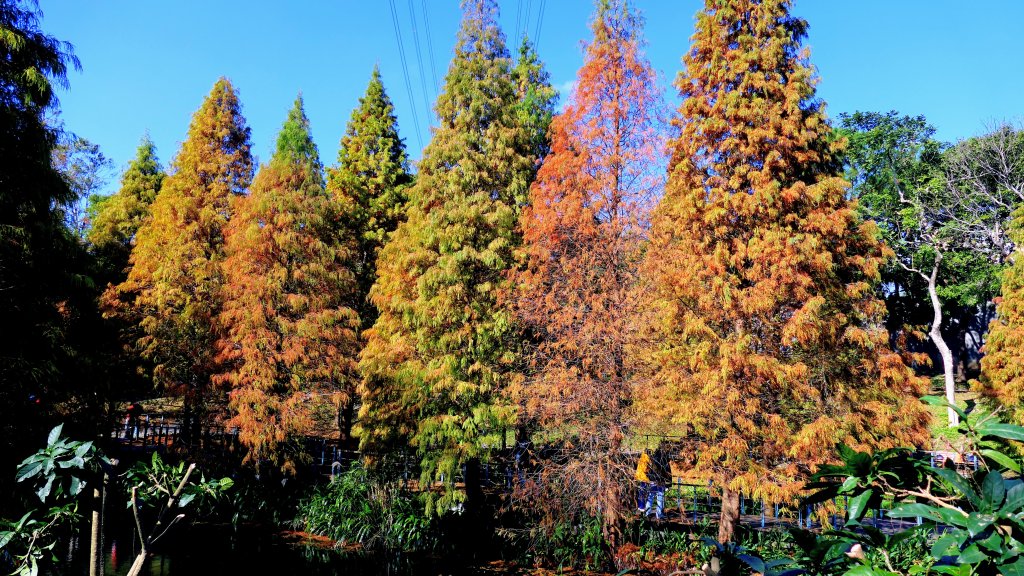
[639, 0, 931, 543]
[356, 0, 541, 513]
[217, 96, 360, 471]
[103, 78, 254, 426]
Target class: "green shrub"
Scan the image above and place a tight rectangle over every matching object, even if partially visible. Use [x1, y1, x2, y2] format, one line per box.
[296, 462, 435, 552]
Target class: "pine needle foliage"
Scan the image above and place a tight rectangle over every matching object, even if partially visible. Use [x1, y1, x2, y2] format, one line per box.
[509, 0, 667, 543]
[639, 0, 930, 543]
[87, 136, 165, 283]
[327, 67, 413, 330]
[356, 0, 540, 513]
[980, 210, 1024, 424]
[217, 96, 360, 472]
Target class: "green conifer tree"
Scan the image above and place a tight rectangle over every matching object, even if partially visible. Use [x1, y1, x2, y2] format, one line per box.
[356, 0, 537, 513]
[87, 136, 165, 284]
[104, 78, 254, 433]
[217, 96, 360, 471]
[328, 67, 413, 330]
[0, 0, 87, 461]
[512, 36, 558, 180]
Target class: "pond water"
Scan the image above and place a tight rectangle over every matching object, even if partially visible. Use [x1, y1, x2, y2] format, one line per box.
[56, 521, 489, 576]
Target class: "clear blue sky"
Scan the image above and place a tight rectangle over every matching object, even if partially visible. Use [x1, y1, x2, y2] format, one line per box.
[42, 1, 1024, 194]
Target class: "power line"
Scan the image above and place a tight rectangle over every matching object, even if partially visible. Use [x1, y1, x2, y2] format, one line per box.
[534, 0, 546, 49]
[515, 0, 523, 42]
[407, 0, 433, 124]
[420, 0, 439, 93]
[387, 0, 424, 150]
[524, 0, 533, 42]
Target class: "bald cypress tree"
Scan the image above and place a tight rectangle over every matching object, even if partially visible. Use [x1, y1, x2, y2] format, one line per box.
[104, 78, 253, 431]
[510, 0, 667, 544]
[639, 0, 930, 543]
[328, 67, 413, 331]
[356, 0, 537, 513]
[217, 96, 360, 471]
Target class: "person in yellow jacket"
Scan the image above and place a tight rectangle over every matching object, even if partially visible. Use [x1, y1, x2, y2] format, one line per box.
[635, 450, 652, 513]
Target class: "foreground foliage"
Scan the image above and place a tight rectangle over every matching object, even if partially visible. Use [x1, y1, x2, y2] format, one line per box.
[0, 425, 231, 576]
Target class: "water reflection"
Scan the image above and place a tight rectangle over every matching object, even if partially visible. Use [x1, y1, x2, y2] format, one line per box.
[63, 524, 453, 576]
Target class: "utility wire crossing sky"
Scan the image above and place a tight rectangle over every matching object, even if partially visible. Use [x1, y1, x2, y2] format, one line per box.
[43, 0, 1024, 194]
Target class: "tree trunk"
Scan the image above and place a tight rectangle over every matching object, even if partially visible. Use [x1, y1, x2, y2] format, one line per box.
[89, 477, 104, 576]
[125, 552, 146, 576]
[336, 400, 355, 445]
[717, 488, 741, 543]
[925, 256, 958, 427]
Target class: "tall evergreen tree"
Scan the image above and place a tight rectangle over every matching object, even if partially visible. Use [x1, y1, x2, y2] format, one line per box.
[0, 0, 88, 463]
[104, 78, 253, 432]
[510, 0, 666, 544]
[356, 0, 537, 513]
[217, 96, 360, 471]
[328, 67, 413, 331]
[87, 135, 165, 285]
[639, 0, 930, 543]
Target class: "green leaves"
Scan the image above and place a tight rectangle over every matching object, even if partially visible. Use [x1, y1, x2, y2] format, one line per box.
[123, 452, 231, 513]
[15, 424, 106, 502]
[801, 402, 1024, 574]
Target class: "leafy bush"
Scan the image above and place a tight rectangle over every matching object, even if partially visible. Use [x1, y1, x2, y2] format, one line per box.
[523, 514, 608, 571]
[296, 462, 435, 552]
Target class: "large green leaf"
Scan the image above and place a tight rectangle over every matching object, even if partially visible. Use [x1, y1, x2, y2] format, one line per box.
[846, 490, 873, 523]
[982, 471, 1007, 509]
[982, 448, 1020, 474]
[16, 461, 43, 482]
[889, 503, 966, 526]
[978, 423, 1024, 442]
[958, 543, 987, 564]
[46, 425, 63, 447]
[1001, 557, 1024, 576]
[1002, 483, 1024, 514]
[930, 533, 962, 558]
[934, 467, 980, 506]
[966, 512, 995, 537]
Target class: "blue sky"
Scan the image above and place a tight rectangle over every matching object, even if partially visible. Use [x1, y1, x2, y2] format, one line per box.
[43, 1, 1024, 194]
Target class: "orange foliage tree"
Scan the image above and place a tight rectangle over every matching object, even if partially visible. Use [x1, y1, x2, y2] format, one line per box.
[509, 0, 666, 543]
[103, 78, 253, 435]
[216, 97, 360, 471]
[638, 0, 930, 543]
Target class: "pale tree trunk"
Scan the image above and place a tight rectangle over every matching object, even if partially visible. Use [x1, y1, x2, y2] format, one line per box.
[89, 475, 104, 576]
[923, 254, 959, 427]
[717, 488, 741, 543]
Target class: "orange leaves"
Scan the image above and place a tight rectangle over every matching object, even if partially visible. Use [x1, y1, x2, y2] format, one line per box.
[507, 0, 667, 534]
[979, 248, 1024, 423]
[216, 98, 360, 471]
[638, 0, 930, 538]
[106, 78, 253, 403]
